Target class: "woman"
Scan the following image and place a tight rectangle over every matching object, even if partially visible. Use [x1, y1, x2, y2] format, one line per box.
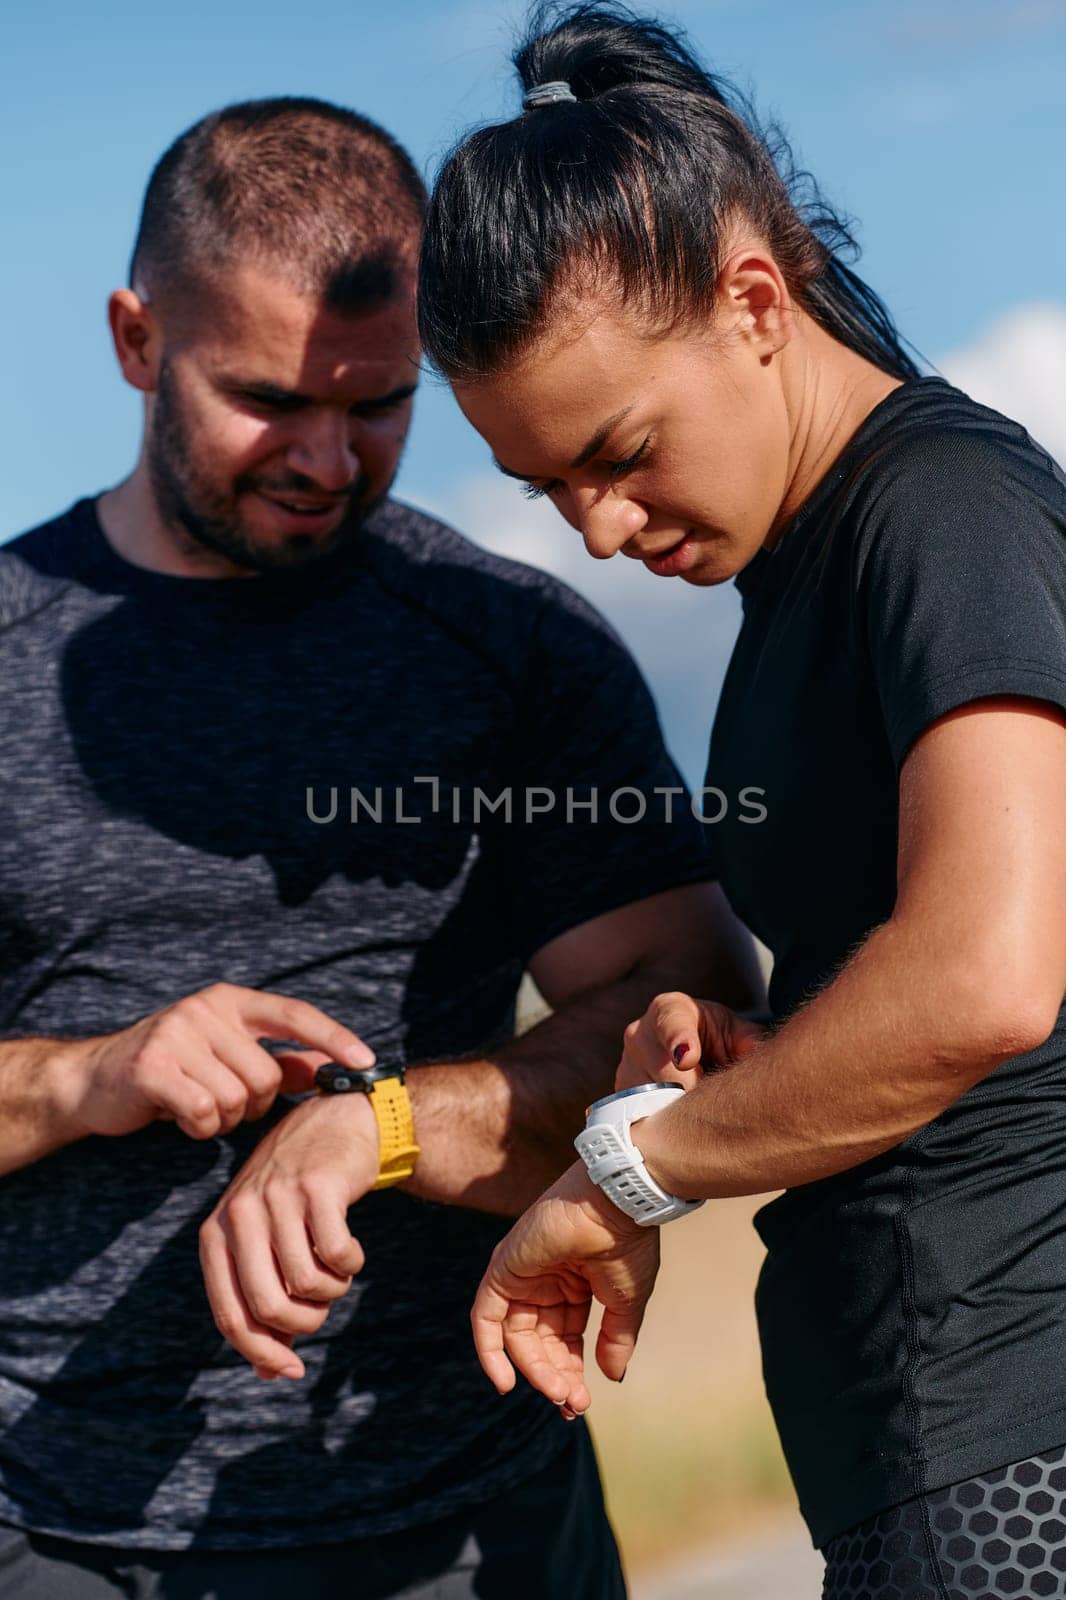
[417, 5, 1066, 1597]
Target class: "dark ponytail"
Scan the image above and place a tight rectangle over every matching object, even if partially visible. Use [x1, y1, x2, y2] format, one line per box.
[418, 2, 921, 383]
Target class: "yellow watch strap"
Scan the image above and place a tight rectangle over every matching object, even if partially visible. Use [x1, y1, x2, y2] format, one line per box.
[368, 1074, 421, 1191]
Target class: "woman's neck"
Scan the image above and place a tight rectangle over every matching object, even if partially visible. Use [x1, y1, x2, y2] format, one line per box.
[768, 315, 905, 547]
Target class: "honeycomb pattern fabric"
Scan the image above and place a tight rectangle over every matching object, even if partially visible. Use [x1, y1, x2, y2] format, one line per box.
[821, 1446, 1066, 1598]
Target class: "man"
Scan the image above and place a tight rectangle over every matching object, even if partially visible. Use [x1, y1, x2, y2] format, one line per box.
[0, 98, 761, 1599]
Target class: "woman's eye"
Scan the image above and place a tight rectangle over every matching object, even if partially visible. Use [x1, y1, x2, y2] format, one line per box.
[520, 481, 561, 502]
[607, 437, 651, 481]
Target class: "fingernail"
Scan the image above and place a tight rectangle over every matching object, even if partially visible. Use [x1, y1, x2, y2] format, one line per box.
[618, 1372, 626, 1384]
[672, 1044, 690, 1065]
[279, 1364, 304, 1380]
[561, 1407, 576, 1421]
[347, 1043, 376, 1068]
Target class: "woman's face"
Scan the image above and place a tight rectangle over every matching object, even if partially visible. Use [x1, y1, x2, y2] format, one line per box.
[453, 294, 795, 586]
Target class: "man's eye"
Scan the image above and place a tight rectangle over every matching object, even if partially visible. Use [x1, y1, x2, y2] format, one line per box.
[520, 480, 562, 502]
[606, 437, 651, 481]
[239, 393, 298, 414]
[350, 401, 401, 420]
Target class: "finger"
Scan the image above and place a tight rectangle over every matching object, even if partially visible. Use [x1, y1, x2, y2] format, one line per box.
[271, 1049, 332, 1097]
[306, 1187, 367, 1280]
[199, 1221, 305, 1379]
[725, 1012, 765, 1060]
[617, 1012, 697, 1090]
[596, 1300, 646, 1384]
[471, 1278, 519, 1396]
[697, 1004, 765, 1069]
[648, 992, 704, 1068]
[264, 1188, 353, 1305]
[141, 1064, 222, 1140]
[228, 990, 376, 1070]
[207, 1031, 290, 1121]
[538, 1300, 592, 1416]
[180, 1053, 255, 1135]
[501, 1303, 583, 1407]
[221, 1201, 334, 1337]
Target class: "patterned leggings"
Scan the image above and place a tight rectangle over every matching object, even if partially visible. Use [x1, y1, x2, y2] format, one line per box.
[821, 1446, 1066, 1599]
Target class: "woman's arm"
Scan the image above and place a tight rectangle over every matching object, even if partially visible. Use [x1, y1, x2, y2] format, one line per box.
[471, 698, 1066, 1406]
[634, 697, 1066, 1196]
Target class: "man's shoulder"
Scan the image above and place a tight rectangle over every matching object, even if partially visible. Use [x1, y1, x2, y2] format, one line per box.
[363, 497, 626, 657]
[367, 496, 586, 600]
[0, 500, 88, 633]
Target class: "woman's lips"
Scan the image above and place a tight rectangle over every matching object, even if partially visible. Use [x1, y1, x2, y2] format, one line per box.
[639, 531, 701, 577]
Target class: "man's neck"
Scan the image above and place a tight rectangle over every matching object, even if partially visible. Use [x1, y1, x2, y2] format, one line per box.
[97, 465, 258, 580]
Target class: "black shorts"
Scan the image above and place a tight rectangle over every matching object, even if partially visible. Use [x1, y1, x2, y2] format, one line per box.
[0, 1425, 625, 1600]
[821, 1444, 1066, 1598]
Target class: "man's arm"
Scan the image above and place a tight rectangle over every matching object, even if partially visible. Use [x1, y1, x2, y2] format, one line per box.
[0, 987, 374, 1179]
[402, 879, 763, 1211]
[199, 880, 764, 1378]
[0, 1036, 99, 1174]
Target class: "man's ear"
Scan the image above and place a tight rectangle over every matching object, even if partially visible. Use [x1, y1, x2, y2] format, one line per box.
[108, 288, 164, 394]
[717, 245, 795, 363]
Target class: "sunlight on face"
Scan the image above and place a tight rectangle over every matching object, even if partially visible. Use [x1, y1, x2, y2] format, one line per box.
[454, 299, 794, 587]
[146, 263, 420, 573]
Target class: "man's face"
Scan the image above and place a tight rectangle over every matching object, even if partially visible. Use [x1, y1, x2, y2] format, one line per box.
[145, 262, 420, 575]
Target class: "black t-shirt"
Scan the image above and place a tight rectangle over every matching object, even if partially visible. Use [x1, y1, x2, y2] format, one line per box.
[706, 378, 1066, 1545]
[0, 496, 711, 1549]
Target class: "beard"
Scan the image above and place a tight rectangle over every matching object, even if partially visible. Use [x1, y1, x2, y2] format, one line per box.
[146, 362, 393, 576]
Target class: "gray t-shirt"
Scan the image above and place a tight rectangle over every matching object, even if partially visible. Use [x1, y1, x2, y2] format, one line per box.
[0, 496, 710, 1549]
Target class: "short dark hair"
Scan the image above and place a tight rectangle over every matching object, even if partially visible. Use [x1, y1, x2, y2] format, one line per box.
[418, 3, 921, 382]
[130, 96, 427, 315]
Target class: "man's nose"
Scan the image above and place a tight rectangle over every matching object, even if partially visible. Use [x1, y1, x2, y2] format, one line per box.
[287, 413, 360, 492]
[569, 485, 649, 560]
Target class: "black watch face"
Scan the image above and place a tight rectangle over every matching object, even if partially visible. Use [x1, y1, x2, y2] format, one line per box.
[314, 1062, 368, 1094]
[314, 1062, 404, 1094]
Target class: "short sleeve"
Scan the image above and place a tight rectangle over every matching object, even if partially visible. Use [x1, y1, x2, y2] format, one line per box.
[855, 430, 1066, 768]
[492, 582, 714, 963]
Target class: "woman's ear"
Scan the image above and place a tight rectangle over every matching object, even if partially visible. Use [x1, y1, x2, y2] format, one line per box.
[717, 245, 794, 362]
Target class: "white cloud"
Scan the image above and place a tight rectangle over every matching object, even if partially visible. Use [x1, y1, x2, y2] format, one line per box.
[939, 303, 1066, 466]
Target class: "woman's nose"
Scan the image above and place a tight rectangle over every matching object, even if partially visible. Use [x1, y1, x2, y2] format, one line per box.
[568, 485, 649, 560]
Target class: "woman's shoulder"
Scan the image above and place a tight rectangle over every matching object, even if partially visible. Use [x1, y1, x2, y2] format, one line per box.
[849, 377, 1066, 517]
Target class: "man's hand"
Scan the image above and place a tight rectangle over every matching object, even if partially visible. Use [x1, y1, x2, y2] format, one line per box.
[64, 982, 375, 1142]
[470, 1161, 660, 1418]
[199, 1091, 379, 1381]
[616, 992, 763, 1091]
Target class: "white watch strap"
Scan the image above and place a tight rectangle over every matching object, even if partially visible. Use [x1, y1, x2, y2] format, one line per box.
[574, 1085, 703, 1227]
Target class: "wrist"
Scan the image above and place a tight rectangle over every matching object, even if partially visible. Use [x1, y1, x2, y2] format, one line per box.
[314, 1062, 418, 1190]
[630, 1109, 701, 1201]
[51, 1036, 104, 1136]
[317, 1087, 380, 1157]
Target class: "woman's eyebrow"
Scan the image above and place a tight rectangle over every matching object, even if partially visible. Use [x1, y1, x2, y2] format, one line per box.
[492, 404, 637, 482]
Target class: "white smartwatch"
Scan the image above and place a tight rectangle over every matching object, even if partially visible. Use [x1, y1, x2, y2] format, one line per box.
[574, 1084, 704, 1227]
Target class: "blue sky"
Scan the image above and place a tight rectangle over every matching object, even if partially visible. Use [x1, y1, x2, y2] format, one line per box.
[4, 0, 1064, 782]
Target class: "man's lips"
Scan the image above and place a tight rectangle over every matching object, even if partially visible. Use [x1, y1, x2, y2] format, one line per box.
[257, 492, 348, 512]
[252, 491, 350, 529]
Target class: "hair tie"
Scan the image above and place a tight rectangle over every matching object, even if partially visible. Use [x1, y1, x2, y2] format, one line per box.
[523, 80, 578, 110]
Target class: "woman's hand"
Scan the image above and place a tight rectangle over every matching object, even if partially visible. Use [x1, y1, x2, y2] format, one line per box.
[471, 1161, 660, 1417]
[616, 992, 764, 1091]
